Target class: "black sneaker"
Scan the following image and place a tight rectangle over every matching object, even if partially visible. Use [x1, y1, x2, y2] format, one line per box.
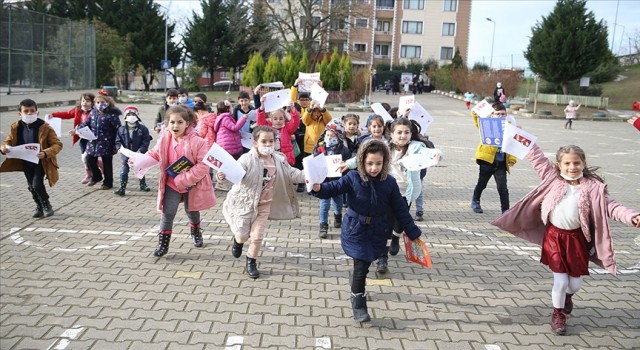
[231, 237, 243, 258]
[389, 235, 400, 256]
[296, 183, 305, 193]
[415, 211, 424, 221]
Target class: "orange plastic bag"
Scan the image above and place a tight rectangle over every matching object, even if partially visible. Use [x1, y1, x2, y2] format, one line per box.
[403, 233, 432, 269]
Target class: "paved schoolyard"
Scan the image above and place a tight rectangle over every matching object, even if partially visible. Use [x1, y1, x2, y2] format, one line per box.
[1, 91, 639, 349]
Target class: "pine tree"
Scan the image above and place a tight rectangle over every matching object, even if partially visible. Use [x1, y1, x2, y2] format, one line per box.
[242, 52, 265, 87]
[524, 0, 609, 94]
[263, 53, 281, 83]
[298, 51, 310, 73]
[281, 52, 298, 87]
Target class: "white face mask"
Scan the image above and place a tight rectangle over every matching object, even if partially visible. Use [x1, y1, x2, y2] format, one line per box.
[179, 97, 187, 104]
[258, 146, 274, 156]
[560, 173, 583, 181]
[125, 115, 138, 123]
[21, 114, 37, 124]
[167, 102, 177, 107]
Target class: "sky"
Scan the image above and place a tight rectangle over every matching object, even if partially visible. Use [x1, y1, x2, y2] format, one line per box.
[156, 0, 640, 75]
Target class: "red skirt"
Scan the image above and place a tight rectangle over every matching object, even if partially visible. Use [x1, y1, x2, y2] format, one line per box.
[540, 224, 589, 277]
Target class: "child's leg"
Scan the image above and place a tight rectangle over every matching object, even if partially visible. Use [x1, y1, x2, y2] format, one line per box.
[493, 163, 509, 213]
[567, 276, 583, 294]
[319, 198, 330, 224]
[183, 195, 204, 247]
[247, 203, 270, 259]
[159, 186, 182, 231]
[472, 161, 493, 206]
[85, 154, 103, 184]
[551, 272, 569, 308]
[351, 259, 372, 322]
[101, 155, 114, 188]
[331, 195, 343, 229]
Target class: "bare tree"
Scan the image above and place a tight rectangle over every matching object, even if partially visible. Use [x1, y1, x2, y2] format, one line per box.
[263, 0, 366, 59]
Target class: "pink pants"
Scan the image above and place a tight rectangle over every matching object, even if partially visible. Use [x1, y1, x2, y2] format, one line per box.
[235, 202, 270, 259]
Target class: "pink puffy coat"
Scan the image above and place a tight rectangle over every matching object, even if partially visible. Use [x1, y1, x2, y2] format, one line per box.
[213, 112, 246, 158]
[256, 108, 300, 165]
[146, 126, 216, 213]
[197, 112, 217, 147]
[491, 144, 639, 275]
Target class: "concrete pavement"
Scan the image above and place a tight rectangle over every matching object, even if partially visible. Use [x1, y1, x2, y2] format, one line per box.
[1, 91, 639, 349]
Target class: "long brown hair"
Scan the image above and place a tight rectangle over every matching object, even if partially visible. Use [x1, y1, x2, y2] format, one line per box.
[555, 145, 605, 185]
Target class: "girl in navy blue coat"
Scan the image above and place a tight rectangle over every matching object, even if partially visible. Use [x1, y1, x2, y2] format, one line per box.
[311, 139, 422, 323]
[114, 106, 152, 196]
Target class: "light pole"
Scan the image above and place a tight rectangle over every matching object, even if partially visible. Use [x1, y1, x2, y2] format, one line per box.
[486, 18, 495, 69]
[157, 3, 169, 92]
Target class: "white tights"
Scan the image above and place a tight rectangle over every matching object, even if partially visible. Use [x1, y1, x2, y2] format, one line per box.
[552, 272, 583, 308]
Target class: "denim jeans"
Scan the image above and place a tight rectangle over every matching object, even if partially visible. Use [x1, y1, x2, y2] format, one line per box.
[119, 155, 130, 182]
[415, 168, 427, 212]
[319, 195, 343, 224]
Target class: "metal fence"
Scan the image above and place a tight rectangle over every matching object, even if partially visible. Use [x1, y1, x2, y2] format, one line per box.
[528, 93, 609, 109]
[0, 5, 96, 94]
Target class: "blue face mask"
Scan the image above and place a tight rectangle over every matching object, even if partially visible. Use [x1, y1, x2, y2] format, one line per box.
[97, 103, 108, 112]
[325, 138, 338, 147]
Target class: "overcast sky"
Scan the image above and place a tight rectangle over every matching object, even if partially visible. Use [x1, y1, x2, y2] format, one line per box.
[156, 0, 640, 74]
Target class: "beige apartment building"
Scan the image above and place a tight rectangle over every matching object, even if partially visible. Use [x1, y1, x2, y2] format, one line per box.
[262, 0, 471, 68]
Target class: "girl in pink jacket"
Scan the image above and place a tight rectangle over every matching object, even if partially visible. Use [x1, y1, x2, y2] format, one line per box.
[492, 143, 640, 336]
[213, 100, 246, 159]
[144, 106, 216, 257]
[256, 98, 300, 165]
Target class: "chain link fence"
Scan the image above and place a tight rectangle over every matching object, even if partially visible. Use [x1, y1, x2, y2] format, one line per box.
[0, 5, 96, 94]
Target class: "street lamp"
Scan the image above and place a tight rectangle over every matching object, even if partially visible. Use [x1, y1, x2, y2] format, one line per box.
[486, 18, 495, 69]
[157, 3, 169, 92]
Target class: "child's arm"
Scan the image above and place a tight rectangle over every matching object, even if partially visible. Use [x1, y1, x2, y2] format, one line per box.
[253, 86, 262, 109]
[284, 104, 301, 134]
[139, 126, 151, 153]
[41, 124, 63, 159]
[471, 111, 480, 129]
[290, 79, 300, 103]
[223, 114, 247, 131]
[321, 109, 332, 124]
[256, 106, 271, 126]
[285, 161, 306, 184]
[115, 128, 124, 151]
[50, 107, 77, 120]
[310, 174, 352, 199]
[526, 143, 556, 180]
[301, 109, 312, 126]
[605, 198, 640, 227]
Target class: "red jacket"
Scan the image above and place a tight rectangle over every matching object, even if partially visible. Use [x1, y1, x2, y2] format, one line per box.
[256, 108, 300, 165]
[51, 106, 90, 145]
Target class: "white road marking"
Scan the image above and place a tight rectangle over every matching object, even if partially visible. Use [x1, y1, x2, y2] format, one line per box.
[46, 325, 84, 350]
[224, 335, 243, 350]
[485, 345, 501, 350]
[315, 337, 331, 349]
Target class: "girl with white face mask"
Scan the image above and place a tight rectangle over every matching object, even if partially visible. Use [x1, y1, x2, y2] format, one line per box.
[217, 126, 307, 279]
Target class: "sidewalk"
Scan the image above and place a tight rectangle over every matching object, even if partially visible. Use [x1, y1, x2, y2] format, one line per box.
[0, 91, 79, 112]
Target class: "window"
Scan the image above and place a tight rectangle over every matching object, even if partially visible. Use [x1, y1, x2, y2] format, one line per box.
[267, 0, 281, 3]
[355, 0, 369, 3]
[331, 17, 347, 30]
[442, 22, 455, 36]
[354, 43, 367, 52]
[300, 16, 321, 28]
[440, 47, 454, 59]
[444, 0, 457, 11]
[376, 20, 391, 33]
[376, 0, 394, 8]
[374, 44, 389, 57]
[404, 0, 424, 10]
[355, 18, 368, 28]
[402, 21, 423, 34]
[400, 45, 421, 58]
[220, 71, 229, 79]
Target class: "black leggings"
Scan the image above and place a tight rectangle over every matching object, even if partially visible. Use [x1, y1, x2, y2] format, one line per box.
[352, 259, 372, 294]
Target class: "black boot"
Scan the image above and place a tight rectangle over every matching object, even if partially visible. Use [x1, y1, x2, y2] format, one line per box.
[351, 293, 371, 322]
[319, 223, 329, 239]
[41, 198, 54, 217]
[32, 201, 44, 218]
[30, 190, 43, 218]
[153, 231, 172, 257]
[139, 177, 150, 192]
[231, 237, 243, 258]
[389, 234, 400, 256]
[376, 256, 389, 274]
[190, 223, 203, 247]
[333, 213, 342, 228]
[246, 256, 259, 279]
[113, 180, 127, 196]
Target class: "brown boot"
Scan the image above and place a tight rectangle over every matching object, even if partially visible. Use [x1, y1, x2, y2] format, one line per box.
[551, 308, 567, 335]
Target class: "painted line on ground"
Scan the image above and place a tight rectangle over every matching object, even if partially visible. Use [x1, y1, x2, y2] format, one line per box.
[224, 335, 243, 350]
[315, 337, 331, 349]
[46, 325, 85, 350]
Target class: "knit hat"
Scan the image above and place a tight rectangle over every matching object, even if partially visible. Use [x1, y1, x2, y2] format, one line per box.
[123, 106, 139, 116]
[325, 118, 344, 136]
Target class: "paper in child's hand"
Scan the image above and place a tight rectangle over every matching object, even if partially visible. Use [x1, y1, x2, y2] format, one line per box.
[403, 234, 432, 269]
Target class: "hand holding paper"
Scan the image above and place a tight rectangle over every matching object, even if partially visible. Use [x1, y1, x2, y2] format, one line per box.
[263, 89, 292, 113]
[120, 147, 159, 179]
[4, 143, 40, 164]
[302, 153, 328, 192]
[203, 143, 246, 184]
[76, 126, 97, 141]
[45, 114, 62, 137]
[371, 103, 394, 122]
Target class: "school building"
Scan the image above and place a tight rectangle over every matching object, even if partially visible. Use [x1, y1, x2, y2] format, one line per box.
[258, 0, 471, 69]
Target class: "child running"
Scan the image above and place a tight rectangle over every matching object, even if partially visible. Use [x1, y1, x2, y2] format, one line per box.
[143, 106, 216, 257]
[563, 100, 580, 130]
[113, 106, 152, 196]
[47, 92, 95, 184]
[492, 143, 640, 336]
[1, 99, 63, 218]
[310, 139, 422, 323]
[312, 119, 351, 238]
[218, 126, 306, 279]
